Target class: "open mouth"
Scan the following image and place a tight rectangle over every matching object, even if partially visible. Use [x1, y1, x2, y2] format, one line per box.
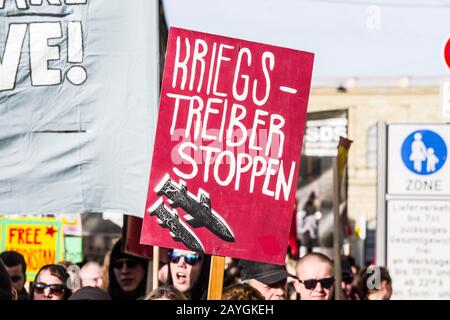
[175, 272, 187, 284]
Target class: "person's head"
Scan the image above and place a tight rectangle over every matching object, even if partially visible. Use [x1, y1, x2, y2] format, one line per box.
[68, 286, 112, 300]
[80, 262, 103, 288]
[0, 259, 14, 301]
[239, 260, 292, 300]
[414, 132, 422, 140]
[342, 255, 359, 275]
[222, 283, 265, 300]
[145, 285, 189, 300]
[0, 252, 27, 294]
[0, 251, 27, 293]
[101, 251, 111, 290]
[31, 264, 71, 300]
[223, 258, 241, 287]
[360, 266, 392, 300]
[158, 264, 169, 285]
[341, 258, 354, 292]
[294, 252, 334, 300]
[167, 249, 211, 300]
[108, 239, 148, 300]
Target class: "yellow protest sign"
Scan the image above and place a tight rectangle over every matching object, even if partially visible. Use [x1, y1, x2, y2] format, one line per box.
[0, 217, 63, 282]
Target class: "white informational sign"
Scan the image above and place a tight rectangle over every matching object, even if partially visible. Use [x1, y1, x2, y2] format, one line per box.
[383, 124, 450, 299]
[387, 200, 450, 300]
[303, 118, 348, 157]
[442, 80, 450, 118]
[387, 124, 450, 196]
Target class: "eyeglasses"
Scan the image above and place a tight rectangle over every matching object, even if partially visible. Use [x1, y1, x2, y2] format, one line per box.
[112, 259, 139, 269]
[298, 277, 335, 290]
[10, 275, 23, 283]
[168, 251, 201, 266]
[33, 282, 66, 296]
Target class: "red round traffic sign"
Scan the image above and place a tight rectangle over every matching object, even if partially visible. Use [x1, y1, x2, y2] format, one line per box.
[445, 37, 450, 69]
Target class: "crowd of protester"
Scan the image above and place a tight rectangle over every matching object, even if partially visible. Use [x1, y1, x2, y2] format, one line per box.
[0, 238, 392, 301]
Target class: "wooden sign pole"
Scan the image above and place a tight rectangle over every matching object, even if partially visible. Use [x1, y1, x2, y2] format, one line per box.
[152, 246, 160, 291]
[207, 255, 226, 300]
[145, 246, 161, 295]
[333, 137, 353, 300]
[333, 157, 342, 300]
[146, 261, 153, 296]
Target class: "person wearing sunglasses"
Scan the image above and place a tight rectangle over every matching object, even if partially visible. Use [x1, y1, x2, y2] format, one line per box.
[0, 251, 28, 300]
[108, 239, 148, 300]
[341, 257, 362, 300]
[294, 252, 334, 300]
[166, 249, 211, 300]
[30, 264, 71, 300]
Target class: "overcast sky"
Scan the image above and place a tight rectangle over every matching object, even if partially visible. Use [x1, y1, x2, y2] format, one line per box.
[163, 0, 450, 86]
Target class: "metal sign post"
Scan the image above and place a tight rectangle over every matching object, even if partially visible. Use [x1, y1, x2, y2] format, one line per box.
[376, 121, 387, 266]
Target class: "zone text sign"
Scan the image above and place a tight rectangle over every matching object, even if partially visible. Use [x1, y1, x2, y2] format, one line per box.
[388, 124, 449, 196]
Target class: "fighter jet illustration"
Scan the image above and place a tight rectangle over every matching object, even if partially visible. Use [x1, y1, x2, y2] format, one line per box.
[154, 174, 236, 242]
[148, 198, 205, 252]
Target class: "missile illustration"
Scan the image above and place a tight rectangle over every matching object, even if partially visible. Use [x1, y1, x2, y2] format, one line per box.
[148, 198, 205, 253]
[154, 174, 235, 242]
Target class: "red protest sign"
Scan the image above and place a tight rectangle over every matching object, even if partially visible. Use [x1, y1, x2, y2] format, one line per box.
[140, 27, 314, 264]
[123, 215, 169, 262]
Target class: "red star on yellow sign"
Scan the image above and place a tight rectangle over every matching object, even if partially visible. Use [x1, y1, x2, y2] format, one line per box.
[46, 226, 57, 237]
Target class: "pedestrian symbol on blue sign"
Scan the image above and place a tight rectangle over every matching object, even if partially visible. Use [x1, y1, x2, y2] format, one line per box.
[401, 130, 447, 175]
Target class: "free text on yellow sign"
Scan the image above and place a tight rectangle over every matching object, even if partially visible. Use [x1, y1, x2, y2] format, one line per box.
[0, 217, 63, 281]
